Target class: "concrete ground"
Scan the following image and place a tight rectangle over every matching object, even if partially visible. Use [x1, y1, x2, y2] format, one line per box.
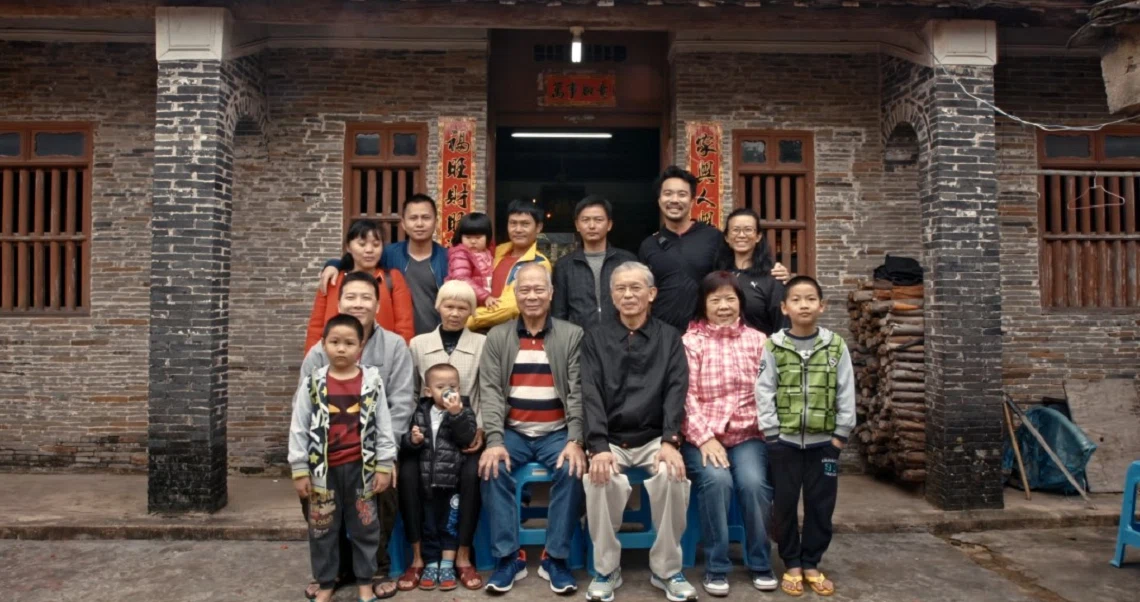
[1, 528, 1137, 602]
[0, 474, 1121, 539]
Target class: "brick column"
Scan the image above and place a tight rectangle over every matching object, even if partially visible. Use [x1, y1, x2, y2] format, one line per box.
[923, 65, 1004, 510]
[148, 8, 234, 513]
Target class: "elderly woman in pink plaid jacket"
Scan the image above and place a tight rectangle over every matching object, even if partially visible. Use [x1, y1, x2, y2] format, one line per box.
[680, 271, 778, 597]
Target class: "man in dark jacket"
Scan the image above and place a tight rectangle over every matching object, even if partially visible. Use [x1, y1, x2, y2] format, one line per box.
[581, 261, 695, 602]
[552, 195, 638, 328]
[399, 363, 478, 590]
[638, 166, 723, 332]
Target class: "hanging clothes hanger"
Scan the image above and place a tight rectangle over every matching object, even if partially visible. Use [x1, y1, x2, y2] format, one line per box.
[1066, 172, 1127, 210]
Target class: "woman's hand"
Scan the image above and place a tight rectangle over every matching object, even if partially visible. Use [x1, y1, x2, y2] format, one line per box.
[485, 296, 500, 310]
[772, 262, 791, 283]
[699, 439, 730, 468]
[462, 429, 485, 454]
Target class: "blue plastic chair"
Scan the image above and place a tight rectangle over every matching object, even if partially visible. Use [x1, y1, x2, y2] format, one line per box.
[586, 468, 659, 575]
[1111, 460, 1140, 568]
[681, 484, 751, 569]
[510, 462, 587, 569]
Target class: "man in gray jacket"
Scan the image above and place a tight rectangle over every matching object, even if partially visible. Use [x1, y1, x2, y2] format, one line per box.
[477, 262, 586, 595]
[297, 270, 414, 599]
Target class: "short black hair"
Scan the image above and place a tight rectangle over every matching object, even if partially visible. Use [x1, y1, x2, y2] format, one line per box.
[451, 211, 494, 247]
[783, 275, 823, 300]
[340, 271, 380, 299]
[574, 195, 613, 221]
[654, 165, 698, 198]
[403, 193, 438, 217]
[424, 362, 460, 386]
[323, 313, 365, 341]
[695, 271, 747, 323]
[506, 199, 544, 225]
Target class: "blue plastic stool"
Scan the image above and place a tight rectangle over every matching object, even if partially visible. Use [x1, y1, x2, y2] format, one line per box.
[388, 502, 496, 576]
[681, 482, 752, 569]
[1111, 460, 1140, 567]
[505, 462, 587, 569]
[586, 468, 660, 575]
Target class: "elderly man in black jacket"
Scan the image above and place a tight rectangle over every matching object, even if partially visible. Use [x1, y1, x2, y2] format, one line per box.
[581, 261, 695, 602]
[552, 195, 637, 328]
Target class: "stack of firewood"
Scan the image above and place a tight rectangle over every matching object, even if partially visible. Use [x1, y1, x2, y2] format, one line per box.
[847, 279, 926, 483]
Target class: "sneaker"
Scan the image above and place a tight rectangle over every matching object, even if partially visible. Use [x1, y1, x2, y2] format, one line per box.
[651, 572, 698, 602]
[419, 564, 440, 591]
[538, 552, 578, 594]
[586, 569, 623, 602]
[750, 571, 778, 592]
[485, 550, 528, 594]
[701, 573, 729, 597]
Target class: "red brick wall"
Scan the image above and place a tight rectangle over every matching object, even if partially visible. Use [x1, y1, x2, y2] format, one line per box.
[672, 52, 924, 337]
[0, 42, 154, 470]
[227, 48, 489, 473]
[994, 55, 1140, 400]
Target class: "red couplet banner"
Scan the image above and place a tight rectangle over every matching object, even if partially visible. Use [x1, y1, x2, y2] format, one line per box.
[686, 122, 722, 227]
[438, 118, 477, 246]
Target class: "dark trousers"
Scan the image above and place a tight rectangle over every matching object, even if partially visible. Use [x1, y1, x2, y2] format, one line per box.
[303, 461, 381, 588]
[300, 472, 397, 582]
[768, 443, 840, 571]
[398, 453, 481, 548]
[421, 487, 461, 564]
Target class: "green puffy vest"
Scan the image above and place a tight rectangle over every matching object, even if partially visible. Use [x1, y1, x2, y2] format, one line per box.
[766, 334, 844, 435]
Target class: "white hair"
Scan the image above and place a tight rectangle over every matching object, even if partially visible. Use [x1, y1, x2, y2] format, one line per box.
[515, 261, 552, 287]
[610, 261, 655, 289]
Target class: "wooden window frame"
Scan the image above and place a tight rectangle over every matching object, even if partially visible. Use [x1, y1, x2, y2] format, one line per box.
[732, 130, 816, 276]
[0, 122, 93, 316]
[342, 122, 428, 241]
[1036, 127, 1140, 312]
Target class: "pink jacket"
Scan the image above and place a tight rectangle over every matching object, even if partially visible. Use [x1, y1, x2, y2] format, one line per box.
[447, 244, 494, 303]
[681, 319, 768, 448]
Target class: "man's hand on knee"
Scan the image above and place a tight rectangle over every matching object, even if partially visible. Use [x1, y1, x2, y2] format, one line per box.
[655, 442, 687, 482]
[479, 445, 511, 480]
[556, 440, 587, 478]
[588, 451, 617, 485]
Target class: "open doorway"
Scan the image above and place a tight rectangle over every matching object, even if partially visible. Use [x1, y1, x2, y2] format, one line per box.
[494, 127, 660, 262]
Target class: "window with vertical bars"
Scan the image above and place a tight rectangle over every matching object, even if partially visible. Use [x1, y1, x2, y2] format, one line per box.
[1038, 130, 1140, 309]
[344, 123, 427, 243]
[0, 123, 92, 315]
[733, 131, 815, 276]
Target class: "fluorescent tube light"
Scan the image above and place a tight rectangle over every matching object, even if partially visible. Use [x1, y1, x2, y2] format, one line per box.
[511, 132, 612, 139]
[571, 27, 583, 63]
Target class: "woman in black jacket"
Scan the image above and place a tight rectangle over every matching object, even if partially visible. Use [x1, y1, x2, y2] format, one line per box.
[399, 364, 478, 592]
[716, 208, 791, 336]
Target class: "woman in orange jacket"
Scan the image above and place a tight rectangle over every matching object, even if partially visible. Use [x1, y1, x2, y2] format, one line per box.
[304, 220, 415, 353]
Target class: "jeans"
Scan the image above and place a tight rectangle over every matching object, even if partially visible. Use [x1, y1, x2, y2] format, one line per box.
[682, 439, 773, 574]
[481, 428, 584, 560]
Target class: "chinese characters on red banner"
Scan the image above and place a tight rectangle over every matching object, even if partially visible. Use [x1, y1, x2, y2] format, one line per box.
[540, 73, 617, 107]
[439, 118, 477, 246]
[687, 122, 722, 226]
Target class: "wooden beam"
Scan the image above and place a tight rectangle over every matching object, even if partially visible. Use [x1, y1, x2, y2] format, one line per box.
[0, 0, 1087, 30]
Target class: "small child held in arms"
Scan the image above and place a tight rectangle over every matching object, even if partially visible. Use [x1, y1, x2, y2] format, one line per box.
[401, 363, 478, 591]
[289, 313, 397, 602]
[754, 276, 856, 598]
[446, 212, 498, 311]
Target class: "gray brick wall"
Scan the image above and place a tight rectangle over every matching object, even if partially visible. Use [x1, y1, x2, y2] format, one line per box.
[994, 56, 1140, 401]
[0, 42, 154, 472]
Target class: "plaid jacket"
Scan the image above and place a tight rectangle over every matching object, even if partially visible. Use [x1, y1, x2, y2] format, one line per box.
[681, 319, 768, 448]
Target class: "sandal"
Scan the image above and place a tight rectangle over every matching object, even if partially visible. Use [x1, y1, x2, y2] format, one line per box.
[372, 577, 398, 599]
[780, 573, 805, 597]
[438, 565, 458, 591]
[804, 572, 834, 597]
[457, 564, 483, 590]
[396, 566, 423, 592]
[305, 581, 320, 600]
[419, 564, 440, 591]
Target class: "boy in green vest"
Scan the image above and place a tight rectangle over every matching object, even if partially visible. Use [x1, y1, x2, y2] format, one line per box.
[754, 275, 855, 598]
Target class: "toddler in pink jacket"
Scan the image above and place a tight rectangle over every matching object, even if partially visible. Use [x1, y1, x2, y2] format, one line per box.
[446, 212, 497, 309]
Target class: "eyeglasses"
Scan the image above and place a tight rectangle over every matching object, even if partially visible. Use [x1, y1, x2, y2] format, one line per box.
[729, 227, 758, 235]
[613, 285, 647, 295]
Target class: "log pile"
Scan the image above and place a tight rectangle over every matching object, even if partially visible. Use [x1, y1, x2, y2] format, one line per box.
[847, 279, 927, 483]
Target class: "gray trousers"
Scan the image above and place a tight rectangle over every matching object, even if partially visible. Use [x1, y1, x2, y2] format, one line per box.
[305, 461, 381, 589]
[584, 439, 690, 578]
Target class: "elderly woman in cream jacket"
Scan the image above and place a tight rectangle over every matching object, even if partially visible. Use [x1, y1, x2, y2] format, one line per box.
[398, 280, 487, 591]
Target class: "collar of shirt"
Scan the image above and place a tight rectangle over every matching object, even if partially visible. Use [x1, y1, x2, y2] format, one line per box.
[516, 314, 553, 339]
[611, 315, 656, 343]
